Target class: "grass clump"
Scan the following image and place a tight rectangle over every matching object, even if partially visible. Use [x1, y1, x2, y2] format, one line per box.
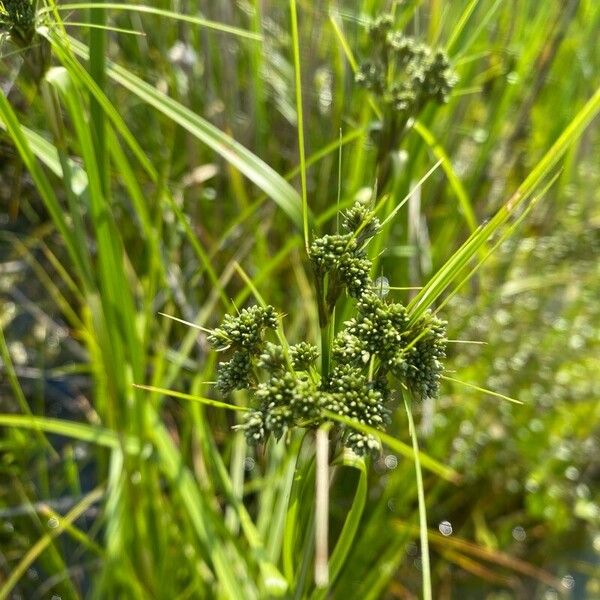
[0, 1, 599, 598]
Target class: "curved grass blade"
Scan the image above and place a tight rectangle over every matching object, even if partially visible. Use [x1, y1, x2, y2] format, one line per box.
[43, 28, 157, 181]
[322, 411, 460, 483]
[408, 83, 600, 322]
[413, 120, 477, 232]
[403, 392, 432, 600]
[64, 36, 305, 229]
[442, 375, 523, 405]
[0, 414, 141, 452]
[0, 487, 105, 600]
[290, 0, 310, 252]
[0, 92, 92, 288]
[133, 383, 249, 412]
[45, 3, 262, 40]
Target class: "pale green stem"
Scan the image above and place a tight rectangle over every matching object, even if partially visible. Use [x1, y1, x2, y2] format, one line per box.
[314, 425, 330, 588]
[403, 392, 432, 600]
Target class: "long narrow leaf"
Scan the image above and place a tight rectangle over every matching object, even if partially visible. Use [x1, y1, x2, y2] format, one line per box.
[64, 36, 305, 229]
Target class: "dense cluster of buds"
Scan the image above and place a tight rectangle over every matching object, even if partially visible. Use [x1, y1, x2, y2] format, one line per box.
[309, 199, 380, 317]
[355, 13, 457, 119]
[0, 0, 36, 46]
[333, 295, 447, 401]
[1, 0, 50, 83]
[208, 200, 447, 456]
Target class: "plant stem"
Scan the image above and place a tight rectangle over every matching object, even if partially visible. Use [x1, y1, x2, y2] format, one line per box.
[403, 391, 432, 600]
[289, 0, 310, 254]
[315, 293, 333, 587]
[314, 425, 330, 588]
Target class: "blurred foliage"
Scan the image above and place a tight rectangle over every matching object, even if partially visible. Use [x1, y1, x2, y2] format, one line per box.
[0, 0, 599, 598]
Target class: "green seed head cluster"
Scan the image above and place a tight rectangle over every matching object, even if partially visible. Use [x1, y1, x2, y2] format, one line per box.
[356, 14, 457, 118]
[309, 200, 380, 305]
[257, 341, 286, 371]
[392, 312, 448, 400]
[207, 305, 278, 352]
[333, 294, 447, 400]
[255, 373, 321, 441]
[343, 199, 381, 243]
[0, 0, 35, 44]
[209, 198, 448, 457]
[323, 365, 390, 454]
[216, 350, 254, 395]
[309, 233, 372, 301]
[289, 342, 319, 371]
[209, 305, 278, 394]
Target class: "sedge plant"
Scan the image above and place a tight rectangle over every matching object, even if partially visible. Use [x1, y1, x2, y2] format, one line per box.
[1, 1, 600, 599]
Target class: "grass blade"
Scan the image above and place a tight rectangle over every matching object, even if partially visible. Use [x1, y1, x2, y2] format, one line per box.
[46, 3, 262, 40]
[403, 392, 432, 600]
[64, 35, 305, 229]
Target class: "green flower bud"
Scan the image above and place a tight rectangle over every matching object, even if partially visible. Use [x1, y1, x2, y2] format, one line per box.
[236, 410, 266, 445]
[208, 305, 278, 353]
[258, 342, 286, 371]
[343, 199, 381, 242]
[216, 351, 254, 395]
[289, 342, 319, 371]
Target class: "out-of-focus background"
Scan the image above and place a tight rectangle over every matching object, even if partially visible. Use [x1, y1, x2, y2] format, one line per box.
[1, 1, 599, 598]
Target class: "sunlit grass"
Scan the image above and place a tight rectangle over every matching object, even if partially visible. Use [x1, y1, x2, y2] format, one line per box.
[1, 1, 599, 598]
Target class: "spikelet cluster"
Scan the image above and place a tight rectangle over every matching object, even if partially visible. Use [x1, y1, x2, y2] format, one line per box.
[0, 0, 35, 45]
[355, 14, 457, 119]
[208, 198, 447, 456]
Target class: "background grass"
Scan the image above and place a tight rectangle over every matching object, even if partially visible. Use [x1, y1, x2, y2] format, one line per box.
[1, 0, 599, 598]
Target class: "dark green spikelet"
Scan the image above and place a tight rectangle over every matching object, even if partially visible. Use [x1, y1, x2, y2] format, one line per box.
[343, 199, 380, 242]
[404, 314, 448, 399]
[208, 305, 278, 353]
[367, 12, 394, 46]
[215, 350, 254, 395]
[257, 342, 286, 371]
[422, 49, 457, 104]
[386, 32, 424, 65]
[355, 61, 385, 94]
[332, 293, 446, 402]
[389, 312, 447, 399]
[323, 364, 390, 456]
[309, 218, 374, 303]
[256, 373, 321, 441]
[236, 410, 265, 445]
[289, 342, 319, 371]
[309, 233, 355, 276]
[356, 17, 457, 124]
[0, 0, 35, 46]
[338, 254, 372, 299]
[0, 0, 35, 29]
[336, 293, 409, 367]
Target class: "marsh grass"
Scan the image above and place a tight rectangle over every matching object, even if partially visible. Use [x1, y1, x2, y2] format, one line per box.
[1, 1, 599, 598]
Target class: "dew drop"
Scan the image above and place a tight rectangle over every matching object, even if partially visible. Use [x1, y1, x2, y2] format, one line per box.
[561, 574, 575, 590]
[512, 526, 526, 542]
[384, 454, 398, 470]
[438, 520, 453, 536]
[47, 517, 59, 530]
[565, 466, 579, 481]
[405, 542, 418, 556]
[373, 276, 390, 298]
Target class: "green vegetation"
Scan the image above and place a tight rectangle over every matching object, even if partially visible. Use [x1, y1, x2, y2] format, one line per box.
[1, 1, 599, 598]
